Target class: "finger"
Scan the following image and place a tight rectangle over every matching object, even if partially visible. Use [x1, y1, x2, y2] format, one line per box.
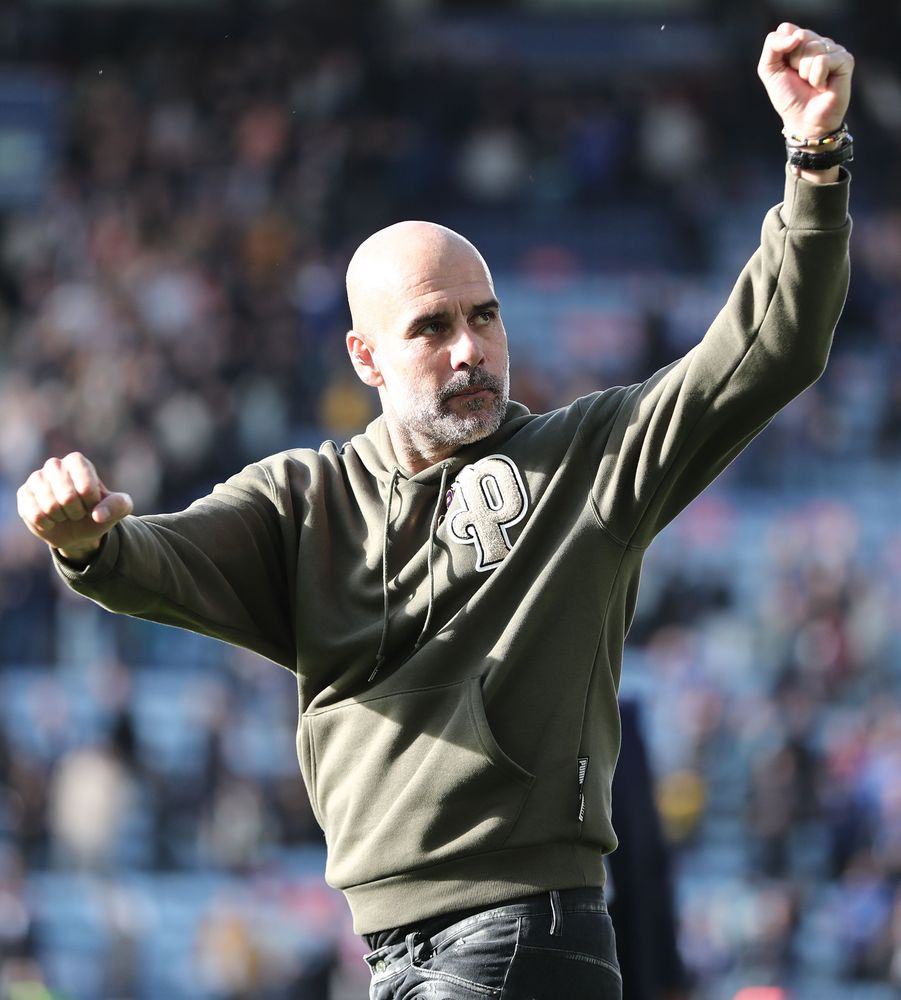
[16, 483, 57, 534]
[798, 52, 832, 90]
[787, 32, 844, 63]
[773, 22, 803, 48]
[62, 451, 101, 509]
[27, 469, 68, 524]
[809, 51, 834, 90]
[759, 28, 803, 75]
[796, 44, 851, 92]
[92, 491, 133, 526]
[43, 458, 89, 522]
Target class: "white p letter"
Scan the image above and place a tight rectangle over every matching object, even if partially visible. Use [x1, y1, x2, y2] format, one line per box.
[448, 455, 529, 571]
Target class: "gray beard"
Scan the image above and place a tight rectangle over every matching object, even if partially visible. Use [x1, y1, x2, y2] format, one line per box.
[408, 369, 509, 452]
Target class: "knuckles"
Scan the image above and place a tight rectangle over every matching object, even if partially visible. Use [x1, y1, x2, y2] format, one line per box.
[18, 453, 99, 534]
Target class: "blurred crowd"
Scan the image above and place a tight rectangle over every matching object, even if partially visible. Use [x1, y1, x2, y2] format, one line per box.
[1, 1, 901, 998]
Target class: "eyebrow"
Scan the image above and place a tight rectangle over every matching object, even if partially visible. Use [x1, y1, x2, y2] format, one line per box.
[405, 299, 501, 335]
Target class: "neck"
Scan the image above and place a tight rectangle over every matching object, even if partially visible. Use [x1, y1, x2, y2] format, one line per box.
[386, 423, 453, 474]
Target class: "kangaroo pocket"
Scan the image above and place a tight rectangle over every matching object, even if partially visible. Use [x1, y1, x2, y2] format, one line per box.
[304, 675, 535, 891]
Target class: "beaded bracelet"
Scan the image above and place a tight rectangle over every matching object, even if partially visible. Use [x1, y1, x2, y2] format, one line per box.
[783, 121, 851, 149]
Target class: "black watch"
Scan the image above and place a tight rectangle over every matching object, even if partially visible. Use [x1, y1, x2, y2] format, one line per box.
[786, 141, 854, 171]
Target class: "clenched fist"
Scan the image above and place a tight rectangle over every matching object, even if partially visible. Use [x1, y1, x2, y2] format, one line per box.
[758, 23, 854, 147]
[17, 453, 133, 565]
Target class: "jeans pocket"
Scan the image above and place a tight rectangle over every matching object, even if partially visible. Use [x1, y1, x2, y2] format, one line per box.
[504, 911, 622, 1000]
[417, 913, 519, 996]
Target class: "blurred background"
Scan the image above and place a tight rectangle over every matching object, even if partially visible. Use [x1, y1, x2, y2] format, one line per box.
[0, 0, 899, 997]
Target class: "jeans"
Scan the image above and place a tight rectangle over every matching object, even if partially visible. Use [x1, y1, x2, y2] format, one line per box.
[363, 888, 622, 999]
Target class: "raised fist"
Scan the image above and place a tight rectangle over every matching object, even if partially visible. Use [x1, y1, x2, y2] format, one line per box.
[17, 452, 133, 564]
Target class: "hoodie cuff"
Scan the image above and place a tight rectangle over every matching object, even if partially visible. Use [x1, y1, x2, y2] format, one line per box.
[52, 523, 122, 583]
[780, 164, 850, 231]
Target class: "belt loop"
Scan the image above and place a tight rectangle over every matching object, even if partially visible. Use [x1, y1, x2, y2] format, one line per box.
[406, 930, 430, 966]
[549, 890, 563, 937]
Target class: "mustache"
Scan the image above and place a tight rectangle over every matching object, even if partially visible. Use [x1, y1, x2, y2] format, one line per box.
[438, 369, 504, 403]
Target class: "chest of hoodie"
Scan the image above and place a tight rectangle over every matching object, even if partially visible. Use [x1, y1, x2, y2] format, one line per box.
[292, 425, 633, 714]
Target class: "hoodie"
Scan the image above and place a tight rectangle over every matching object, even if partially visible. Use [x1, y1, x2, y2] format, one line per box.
[55, 169, 851, 934]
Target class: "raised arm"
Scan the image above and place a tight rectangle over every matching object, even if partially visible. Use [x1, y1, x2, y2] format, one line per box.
[587, 25, 854, 548]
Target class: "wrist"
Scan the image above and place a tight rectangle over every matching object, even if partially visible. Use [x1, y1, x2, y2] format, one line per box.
[784, 121, 853, 181]
[783, 121, 850, 148]
[56, 539, 102, 567]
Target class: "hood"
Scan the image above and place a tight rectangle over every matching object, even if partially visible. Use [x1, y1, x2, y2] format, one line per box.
[349, 400, 534, 487]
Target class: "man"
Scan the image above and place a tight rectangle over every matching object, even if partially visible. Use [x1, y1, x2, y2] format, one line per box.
[18, 23, 853, 1000]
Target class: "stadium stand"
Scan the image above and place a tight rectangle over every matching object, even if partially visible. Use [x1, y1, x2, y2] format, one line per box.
[2, 1, 900, 997]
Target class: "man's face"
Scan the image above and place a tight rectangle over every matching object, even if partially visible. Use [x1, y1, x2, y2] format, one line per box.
[347, 226, 510, 470]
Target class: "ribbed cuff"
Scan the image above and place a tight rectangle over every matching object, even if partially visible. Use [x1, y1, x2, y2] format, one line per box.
[781, 163, 851, 231]
[51, 523, 122, 582]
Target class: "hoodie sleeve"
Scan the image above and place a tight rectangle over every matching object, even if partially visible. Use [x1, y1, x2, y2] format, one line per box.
[581, 167, 851, 549]
[53, 458, 300, 670]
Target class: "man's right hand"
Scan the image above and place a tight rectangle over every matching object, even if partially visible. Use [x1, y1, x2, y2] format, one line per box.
[16, 452, 133, 565]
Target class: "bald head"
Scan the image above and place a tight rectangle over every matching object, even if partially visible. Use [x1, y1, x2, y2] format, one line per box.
[346, 221, 494, 340]
[343, 220, 509, 471]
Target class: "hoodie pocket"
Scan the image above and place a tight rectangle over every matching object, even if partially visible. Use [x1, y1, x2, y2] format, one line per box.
[304, 675, 535, 890]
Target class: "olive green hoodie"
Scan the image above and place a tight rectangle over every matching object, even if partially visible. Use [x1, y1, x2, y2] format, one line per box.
[56, 169, 850, 934]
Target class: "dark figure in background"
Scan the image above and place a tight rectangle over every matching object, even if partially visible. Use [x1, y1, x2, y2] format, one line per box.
[609, 699, 691, 1000]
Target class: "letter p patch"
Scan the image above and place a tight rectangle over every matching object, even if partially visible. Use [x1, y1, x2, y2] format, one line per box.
[448, 455, 529, 571]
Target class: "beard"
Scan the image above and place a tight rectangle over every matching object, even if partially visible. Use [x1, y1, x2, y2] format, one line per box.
[400, 366, 510, 454]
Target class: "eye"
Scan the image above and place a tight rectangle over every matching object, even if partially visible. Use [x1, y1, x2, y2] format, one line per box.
[420, 321, 447, 336]
[473, 310, 496, 327]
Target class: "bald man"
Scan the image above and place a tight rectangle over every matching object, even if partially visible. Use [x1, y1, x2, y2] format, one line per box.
[18, 25, 853, 1000]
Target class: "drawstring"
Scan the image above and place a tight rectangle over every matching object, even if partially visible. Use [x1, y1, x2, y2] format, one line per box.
[412, 463, 449, 657]
[368, 467, 400, 683]
[367, 463, 450, 683]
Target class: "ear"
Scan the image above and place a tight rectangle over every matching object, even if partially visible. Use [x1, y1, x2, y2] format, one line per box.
[346, 330, 384, 387]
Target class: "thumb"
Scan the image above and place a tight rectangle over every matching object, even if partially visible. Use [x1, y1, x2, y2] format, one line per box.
[759, 25, 804, 76]
[91, 491, 134, 527]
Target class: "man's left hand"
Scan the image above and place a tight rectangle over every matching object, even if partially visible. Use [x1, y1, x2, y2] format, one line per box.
[757, 23, 854, 141]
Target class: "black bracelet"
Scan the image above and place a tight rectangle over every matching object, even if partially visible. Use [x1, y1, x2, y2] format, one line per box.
[786, 140, 854, 171]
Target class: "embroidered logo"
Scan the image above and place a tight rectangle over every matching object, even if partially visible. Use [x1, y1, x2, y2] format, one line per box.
[447, 455, 529, 572]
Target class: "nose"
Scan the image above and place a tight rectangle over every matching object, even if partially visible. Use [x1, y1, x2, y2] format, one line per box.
[449, 325, 485, 370]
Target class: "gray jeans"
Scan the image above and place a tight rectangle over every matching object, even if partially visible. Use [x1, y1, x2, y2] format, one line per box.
[363, 888, 622, 999]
